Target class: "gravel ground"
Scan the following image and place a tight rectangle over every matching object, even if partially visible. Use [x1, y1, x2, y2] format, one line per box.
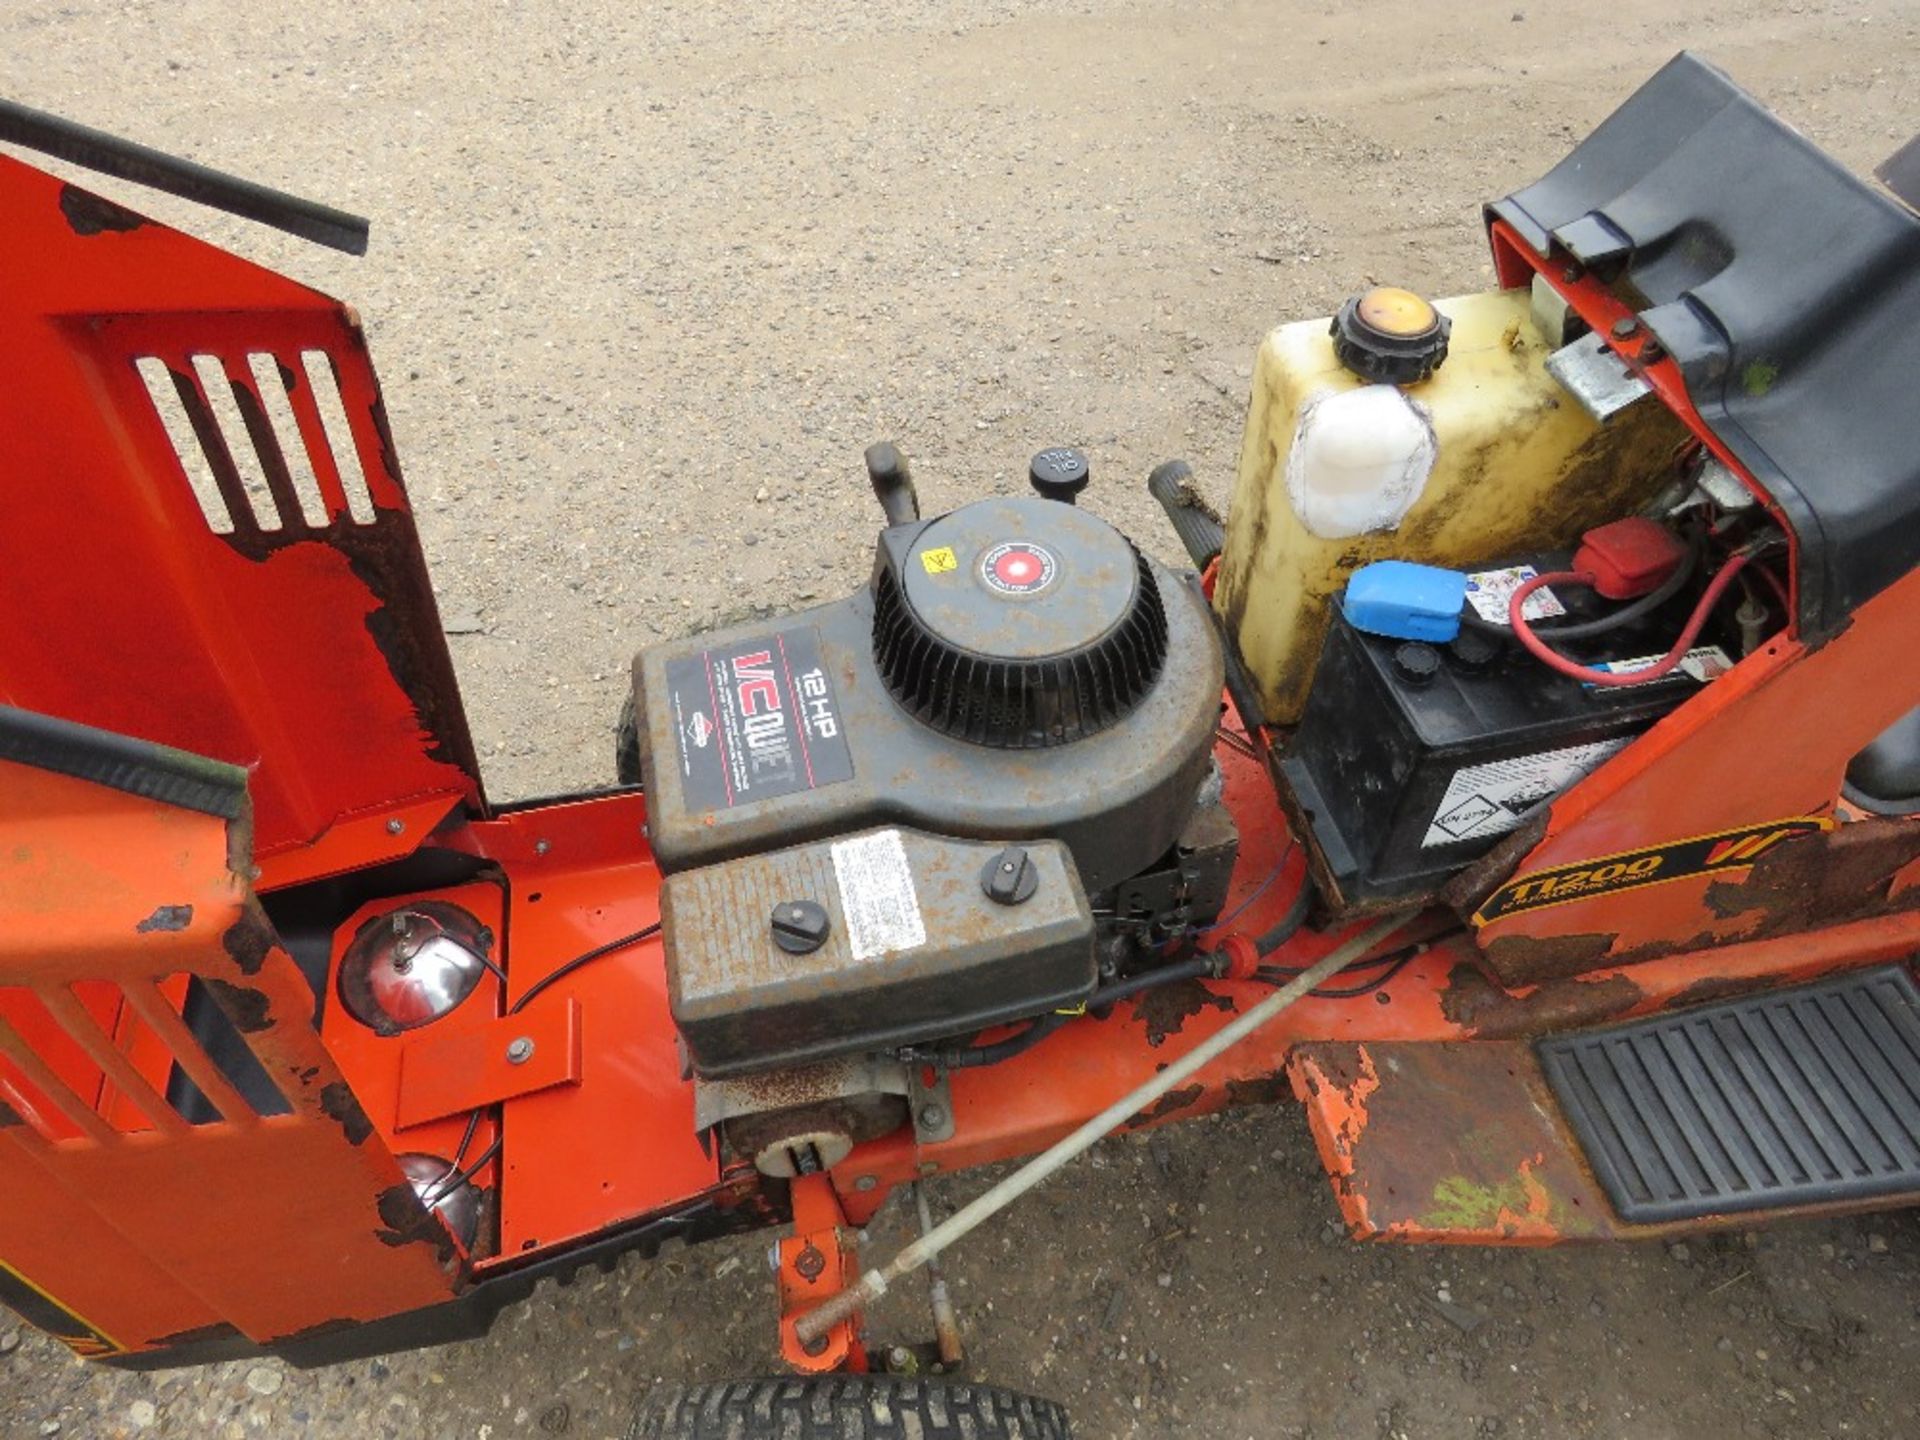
[4, 2, 1919, 1436]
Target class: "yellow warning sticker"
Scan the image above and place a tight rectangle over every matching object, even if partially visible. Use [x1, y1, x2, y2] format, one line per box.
[919, 546, 958, 575]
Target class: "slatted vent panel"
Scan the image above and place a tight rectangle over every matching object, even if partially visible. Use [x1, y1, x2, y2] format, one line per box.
[0, 976, 289, 1143]
[133, 349, 375, 536]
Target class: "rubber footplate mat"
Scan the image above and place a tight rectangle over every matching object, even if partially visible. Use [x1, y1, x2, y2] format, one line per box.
[1539, 965, 1920, 1224]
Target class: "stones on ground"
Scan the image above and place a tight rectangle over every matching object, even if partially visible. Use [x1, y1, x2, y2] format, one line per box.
[1148, 1134, 1175, 1180]
[443, 612, 486, 634]
[0, 1330, 18, 1356]
[128, 1399, 157, 1429]
[244, 1365, 284, 1397]
[1428, 1296, 1489, 1335]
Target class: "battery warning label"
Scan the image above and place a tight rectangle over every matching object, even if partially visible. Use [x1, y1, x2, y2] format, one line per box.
[665, 625, 854, 813]
[1464, 565, 1566, 625]
[1423, 738, 1629, 849]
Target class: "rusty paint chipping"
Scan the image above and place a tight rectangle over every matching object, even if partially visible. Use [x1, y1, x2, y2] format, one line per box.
[134, 904, 192, 933]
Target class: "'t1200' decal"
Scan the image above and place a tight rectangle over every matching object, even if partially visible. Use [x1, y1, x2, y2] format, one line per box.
[1473, 816, 1832, 925]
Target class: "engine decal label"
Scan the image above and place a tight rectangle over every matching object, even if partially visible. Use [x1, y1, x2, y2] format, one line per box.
[1473, 816, 1833, 925]
[919, 545, 958, 575]
[981, 541, 1057, 596]
[665, 625, 854, 812]
[832, 829, 926, 960]
[1422, 738, 1630, 849]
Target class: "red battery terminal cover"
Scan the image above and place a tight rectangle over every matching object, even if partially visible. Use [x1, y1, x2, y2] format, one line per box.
[1573, 517, 1689, 600]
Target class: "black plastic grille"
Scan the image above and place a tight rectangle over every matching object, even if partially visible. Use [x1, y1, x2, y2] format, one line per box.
[872, 547, 1169, 750]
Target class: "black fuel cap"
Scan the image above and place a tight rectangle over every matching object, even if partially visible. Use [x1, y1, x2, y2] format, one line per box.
[981, 845, 1039, 905]
[1028, 447, 1090, 504]
[1331, 286, 1451, 386]
[770, 899, 831, 954]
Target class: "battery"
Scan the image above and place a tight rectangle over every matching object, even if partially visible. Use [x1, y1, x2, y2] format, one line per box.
[1282, 561, 1731, 909]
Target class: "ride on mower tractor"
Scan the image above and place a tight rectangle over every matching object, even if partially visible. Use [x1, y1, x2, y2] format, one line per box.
[2, 52, 1918, 1438]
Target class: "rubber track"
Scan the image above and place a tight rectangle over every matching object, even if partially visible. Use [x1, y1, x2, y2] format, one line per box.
[631, 1377, 1073, 1440]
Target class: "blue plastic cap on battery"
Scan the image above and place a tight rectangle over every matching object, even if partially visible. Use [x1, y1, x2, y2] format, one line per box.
[1343, 561, 1467, 643]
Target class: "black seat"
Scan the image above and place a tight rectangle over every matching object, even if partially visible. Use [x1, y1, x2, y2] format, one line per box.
[1490, 53, 1920, 643]
[1846, 706, 1920, 816]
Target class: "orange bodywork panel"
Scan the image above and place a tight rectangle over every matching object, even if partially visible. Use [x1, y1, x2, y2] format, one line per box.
[0, 754, 458, 1360]
[0, 149, 482, 881]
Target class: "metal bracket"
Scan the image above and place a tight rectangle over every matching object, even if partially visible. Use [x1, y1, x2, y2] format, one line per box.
[394, 997, 581, 1129]
[776, 1173, 864, 1374]
[692, 1055, 911, 1133]
[1545, 331, 1652, 424]
[907, 1065, 955, 1144]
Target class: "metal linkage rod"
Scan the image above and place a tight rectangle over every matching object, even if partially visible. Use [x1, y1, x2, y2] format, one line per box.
[796, 912, 1412, 1345]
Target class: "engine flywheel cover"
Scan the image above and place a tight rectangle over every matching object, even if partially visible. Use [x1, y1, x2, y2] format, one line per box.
[875, 495, 1169, 748]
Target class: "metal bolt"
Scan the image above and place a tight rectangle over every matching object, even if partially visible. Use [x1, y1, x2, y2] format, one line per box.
[1610, 316, 1641, 340]
[534, 839, 551, 856]
[794, 1242, 827, 1282]
[386, 818, 406, 835]
[854, 1175, 878, 1193]
[1561, 262, 1584, 283]
[886, 1345, 917, 1374]
[506, 1036, 535, 1065]
[918, 1103, 946, 1131]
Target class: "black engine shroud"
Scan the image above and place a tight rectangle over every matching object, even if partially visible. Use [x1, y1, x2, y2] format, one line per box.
[632, 491, 1225, 1077]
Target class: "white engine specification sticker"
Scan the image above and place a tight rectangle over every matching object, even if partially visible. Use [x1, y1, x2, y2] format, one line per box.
[831, 829, 927, 960]
[1422, 738, 1630, 848]
[1464, 565, 1566, 624]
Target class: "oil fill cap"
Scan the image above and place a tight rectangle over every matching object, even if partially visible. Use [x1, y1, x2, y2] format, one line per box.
[1331, 285, 1452, 386]
[1028, 447, 1091, 504]
[771, 900, 831, 954]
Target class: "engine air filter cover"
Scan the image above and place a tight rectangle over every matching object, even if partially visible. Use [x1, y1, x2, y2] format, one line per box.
[876, 495, 1169, 748]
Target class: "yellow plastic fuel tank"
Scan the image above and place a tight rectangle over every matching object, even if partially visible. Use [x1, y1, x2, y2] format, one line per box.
[1213, 286, 1687, 724]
